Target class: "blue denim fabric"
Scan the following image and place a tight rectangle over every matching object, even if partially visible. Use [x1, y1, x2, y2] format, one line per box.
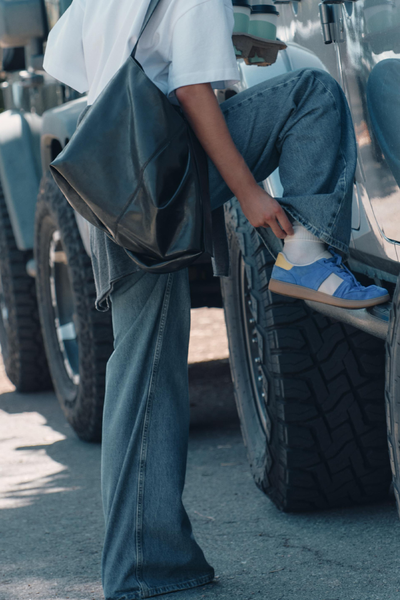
[98, 68, 358, 599]
[90, 68, 357, 309]
[102, 270, 214, 600]
[209, 68, 357, 250]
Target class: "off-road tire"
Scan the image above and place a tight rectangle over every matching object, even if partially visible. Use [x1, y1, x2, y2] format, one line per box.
[34, 173, 113, 442]
[385, 278, 400, 516]
[0, 182, 51, 391]
[222, 199, 392, 511]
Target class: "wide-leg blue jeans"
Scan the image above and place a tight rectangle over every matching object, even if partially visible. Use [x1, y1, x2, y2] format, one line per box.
[99, 69, 357, 599]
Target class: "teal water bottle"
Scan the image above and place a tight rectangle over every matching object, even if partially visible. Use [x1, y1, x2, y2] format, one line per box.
[233, 0, 251, 33]
[249, 3, 279, 40]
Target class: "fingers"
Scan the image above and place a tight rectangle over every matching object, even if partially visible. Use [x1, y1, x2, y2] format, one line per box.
[242, 193, 294, 239]
[268, 217, 287, 239]
[263, 204, 293, 239]
[277, 208, 294, 236]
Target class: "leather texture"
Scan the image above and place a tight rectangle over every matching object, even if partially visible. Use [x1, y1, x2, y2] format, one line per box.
[50, 0, 212, 273]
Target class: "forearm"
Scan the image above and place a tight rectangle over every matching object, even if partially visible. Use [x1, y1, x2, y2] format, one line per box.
[175, 83, 259, 202]
[175, 83, 293, 237]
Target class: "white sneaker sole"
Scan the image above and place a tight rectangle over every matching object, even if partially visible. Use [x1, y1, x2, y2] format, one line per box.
[268, 279, 390, 309]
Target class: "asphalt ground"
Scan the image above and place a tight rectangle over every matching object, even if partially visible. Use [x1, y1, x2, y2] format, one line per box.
[1, 308, 400, 600]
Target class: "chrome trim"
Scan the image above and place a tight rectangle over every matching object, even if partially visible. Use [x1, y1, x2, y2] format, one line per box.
[304, 300, 390, 340]
[49, 230, 80, 386]
[0, 271, 8, 324]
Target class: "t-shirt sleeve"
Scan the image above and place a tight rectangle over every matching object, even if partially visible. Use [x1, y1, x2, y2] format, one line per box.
[43, 0, 89, 93]
[168, 0, 240, 96]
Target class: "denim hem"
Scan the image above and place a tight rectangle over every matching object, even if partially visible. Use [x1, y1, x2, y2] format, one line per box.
[95, 283, 113, 312]
[106, 572, 216, 600]
[283, 206, 349, 255]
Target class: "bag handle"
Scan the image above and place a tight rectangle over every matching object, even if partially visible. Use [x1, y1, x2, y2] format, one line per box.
[131, 0, 163, 58]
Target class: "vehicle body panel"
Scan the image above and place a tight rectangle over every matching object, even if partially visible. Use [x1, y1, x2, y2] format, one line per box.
[40, 96, 87, 172]
[0, 0, 44, 48]
[0, 110, 41, 250]
[40, 98, 90, 253]
[275, 0, 400, 282]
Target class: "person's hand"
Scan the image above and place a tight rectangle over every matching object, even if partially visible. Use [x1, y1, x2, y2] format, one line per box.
[175, 84, 294, 239]
[238, 186, 294, 239]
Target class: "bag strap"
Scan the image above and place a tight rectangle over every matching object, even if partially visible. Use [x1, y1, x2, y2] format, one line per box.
[131, 0, 163, 58]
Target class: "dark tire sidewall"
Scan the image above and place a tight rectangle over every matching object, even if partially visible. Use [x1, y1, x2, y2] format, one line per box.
[35, 173, 113, 441]
[36, 211, 78, 405]
[223, 199, 391, 512]
[222, 225, 272, 489]
[0, 181, 51, 391]
[386, 278, 400, 512]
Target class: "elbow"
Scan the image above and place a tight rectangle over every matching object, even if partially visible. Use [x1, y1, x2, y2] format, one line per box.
[175, 83, 212, 107]
[175, 85, 193, 105]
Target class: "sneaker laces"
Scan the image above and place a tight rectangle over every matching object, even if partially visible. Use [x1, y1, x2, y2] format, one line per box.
[322, 248, 364, 289]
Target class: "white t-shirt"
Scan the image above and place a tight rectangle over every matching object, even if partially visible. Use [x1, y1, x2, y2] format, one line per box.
[43, 0, 240, 106]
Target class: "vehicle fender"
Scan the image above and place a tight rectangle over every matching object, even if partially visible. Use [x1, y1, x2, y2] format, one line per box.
[41, 97, 91, 255]
[40, 97, 88, 173]
[235, 42, 329, 92]
[0, 110, 42, 250]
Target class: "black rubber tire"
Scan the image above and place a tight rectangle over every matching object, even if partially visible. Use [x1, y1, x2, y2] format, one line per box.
[222, 199, 392, 512]
[385, 278, 400, 516]
[34, 173, 114, 442]
[0, 181, 51, 391]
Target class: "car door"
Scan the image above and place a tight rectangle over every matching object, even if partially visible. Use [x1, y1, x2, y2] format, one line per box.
[277, 0, 400, 268]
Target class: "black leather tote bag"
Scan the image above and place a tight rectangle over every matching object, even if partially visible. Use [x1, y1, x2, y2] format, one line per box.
[50, 0, 212, 273]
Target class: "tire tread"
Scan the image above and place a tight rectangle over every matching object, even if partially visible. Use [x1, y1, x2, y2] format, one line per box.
[223, 200, 391, 511]
[34, 173, 113, 442]
[0, 183, 52, 391]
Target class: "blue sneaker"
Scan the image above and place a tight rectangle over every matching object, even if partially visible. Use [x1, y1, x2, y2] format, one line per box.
[269, 249, 390, 309]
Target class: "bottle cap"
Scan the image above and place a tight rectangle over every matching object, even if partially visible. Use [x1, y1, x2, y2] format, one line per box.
[233, 0, 250, 6]
[251, 4, 280, 14]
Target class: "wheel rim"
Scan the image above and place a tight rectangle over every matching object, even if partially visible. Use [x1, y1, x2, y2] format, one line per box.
[239, 255, 268, 433]
[49, 230, 80, 386]
[0, 269, 9, 355]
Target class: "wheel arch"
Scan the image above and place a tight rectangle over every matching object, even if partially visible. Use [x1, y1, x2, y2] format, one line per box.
[41, 97, 91, 255]
[234, 42, 329, 93]
[0, 110, 42, 250]
[40, 96, 88, 172]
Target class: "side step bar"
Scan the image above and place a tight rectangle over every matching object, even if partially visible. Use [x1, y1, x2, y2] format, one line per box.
[304, 300, 391, 340]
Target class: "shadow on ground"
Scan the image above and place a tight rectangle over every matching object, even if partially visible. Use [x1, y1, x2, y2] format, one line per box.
[1, 359, 400, 600]
[0, 359, 237, 600]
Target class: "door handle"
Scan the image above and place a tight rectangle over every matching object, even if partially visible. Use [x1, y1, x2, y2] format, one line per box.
[319, 0, 354, 43]
[319, 3, 334, 43]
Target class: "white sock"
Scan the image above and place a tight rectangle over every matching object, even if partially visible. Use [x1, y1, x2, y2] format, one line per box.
[283, 221, 330, 265]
